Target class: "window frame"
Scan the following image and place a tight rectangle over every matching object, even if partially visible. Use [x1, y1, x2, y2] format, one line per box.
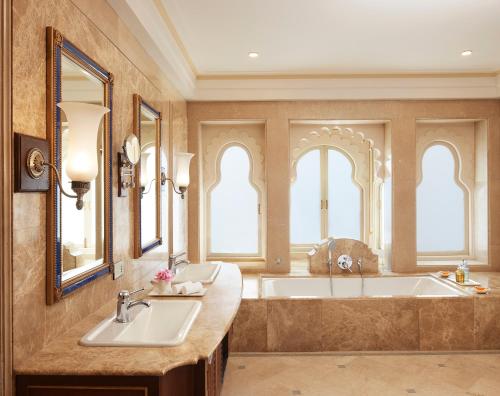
[290, 145, 365, 252]
[205, 142, 265, 260]
[416, 140, 471, 260]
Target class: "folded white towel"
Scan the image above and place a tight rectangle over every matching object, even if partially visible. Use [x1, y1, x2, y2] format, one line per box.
[172, 281, 203, 295]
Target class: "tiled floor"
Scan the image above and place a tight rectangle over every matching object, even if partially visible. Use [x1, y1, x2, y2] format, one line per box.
[221, 353, 500, 396]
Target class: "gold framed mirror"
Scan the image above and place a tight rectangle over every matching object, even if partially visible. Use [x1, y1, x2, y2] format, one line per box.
[46, 27, 114, 304]
[133, 94, 162, 257]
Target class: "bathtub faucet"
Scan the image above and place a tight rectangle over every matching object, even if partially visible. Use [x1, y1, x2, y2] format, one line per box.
[327, 238, 336, 271]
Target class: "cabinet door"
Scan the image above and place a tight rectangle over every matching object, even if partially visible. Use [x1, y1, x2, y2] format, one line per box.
[206, 344, 224, 396]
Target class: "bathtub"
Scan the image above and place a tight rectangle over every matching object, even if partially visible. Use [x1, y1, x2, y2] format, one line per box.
[261, 275, 467, 298]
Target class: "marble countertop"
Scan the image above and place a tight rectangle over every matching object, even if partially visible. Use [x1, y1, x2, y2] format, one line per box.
[15, 264, 242, 376]
[433, 271, 500, 296]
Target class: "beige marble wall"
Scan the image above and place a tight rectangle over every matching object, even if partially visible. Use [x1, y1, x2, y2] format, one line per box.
[231, 295, 498, 353]
[309, 238, 379, 274]
[187, 100, 500, 273]
[12, 0, 187, 365]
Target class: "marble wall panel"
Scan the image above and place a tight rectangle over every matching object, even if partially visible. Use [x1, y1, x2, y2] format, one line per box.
[309, 238, 379, 275]
[321, 298, 419, 351]
[418, 298, 475, 351]
[187, 101, 500, 273]
[474, 296, 500, 349]
[12, 0, 187, 366]
[267, 299, 322, 352]
[230, 299, 268, 352]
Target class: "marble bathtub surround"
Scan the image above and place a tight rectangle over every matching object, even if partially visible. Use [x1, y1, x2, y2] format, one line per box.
[15, 264, 242, 376]
[309, 238, 379, 274]
[230, 272, 500, 353]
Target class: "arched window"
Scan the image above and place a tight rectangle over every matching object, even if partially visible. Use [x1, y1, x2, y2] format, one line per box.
[290, 149, 321, 244]
[290, 146, 362, 245]
[327, 149, 361, 240]
[417, 143, 467, 254]
[209, 145, 261, 255]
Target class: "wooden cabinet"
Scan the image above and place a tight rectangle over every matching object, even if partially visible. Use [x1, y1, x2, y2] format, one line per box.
[16, 334, 230, 396]
[205, 332, 229, 396]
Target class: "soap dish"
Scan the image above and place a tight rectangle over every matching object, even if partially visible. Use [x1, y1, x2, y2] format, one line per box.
[148, 288, 207, 297]
[474, 286, 490, 295]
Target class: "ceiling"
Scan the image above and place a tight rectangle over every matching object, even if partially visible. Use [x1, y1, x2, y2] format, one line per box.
[108, 0, 500, 100]
[162, 0, 500, 76]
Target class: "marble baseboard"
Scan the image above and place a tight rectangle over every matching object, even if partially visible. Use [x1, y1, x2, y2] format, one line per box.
[230, 296, 500, 353]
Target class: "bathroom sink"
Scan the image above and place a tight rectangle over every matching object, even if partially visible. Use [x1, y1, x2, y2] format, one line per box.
[173, 262, 222, 284]
[80, 300, 201, 347]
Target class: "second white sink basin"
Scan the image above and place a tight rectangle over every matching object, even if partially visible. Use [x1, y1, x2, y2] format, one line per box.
[80, 300, 201, 347]
[173, 262, 222, 284]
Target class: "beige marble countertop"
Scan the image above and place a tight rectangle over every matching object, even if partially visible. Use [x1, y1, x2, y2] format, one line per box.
[15, 264, 242, 377]
[242, 271, 500, 299]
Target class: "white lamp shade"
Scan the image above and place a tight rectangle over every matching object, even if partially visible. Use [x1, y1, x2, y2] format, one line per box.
[140, 152, 151, 188]
[174, 152, 194, 188]
[57, 102, 109, 182]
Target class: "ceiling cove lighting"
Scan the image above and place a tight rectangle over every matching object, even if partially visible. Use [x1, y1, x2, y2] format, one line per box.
[248, 52, 259, 58]
[461, 50, 472, 56]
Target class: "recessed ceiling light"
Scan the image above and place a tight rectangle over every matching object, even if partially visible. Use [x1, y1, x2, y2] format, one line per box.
[248, 52, 259, 58]
[461, 50, 472, 56]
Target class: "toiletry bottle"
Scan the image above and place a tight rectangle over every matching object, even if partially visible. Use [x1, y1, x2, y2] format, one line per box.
[455, 262, 464, 283]
[462, 259, 470, 283]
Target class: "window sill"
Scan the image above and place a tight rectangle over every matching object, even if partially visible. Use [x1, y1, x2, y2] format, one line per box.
[206, 258, 266, 273]
[417, 259, 487, 268]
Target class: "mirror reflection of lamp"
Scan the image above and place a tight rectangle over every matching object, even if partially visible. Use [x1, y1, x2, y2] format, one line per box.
[160, 152, 194, 199]
[26, 102, 109, 210]
[140, 152, 155, 197]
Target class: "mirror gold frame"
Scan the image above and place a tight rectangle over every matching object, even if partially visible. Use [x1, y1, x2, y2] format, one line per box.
[46, 27, 114, 304]
[133, 94, 162, 258]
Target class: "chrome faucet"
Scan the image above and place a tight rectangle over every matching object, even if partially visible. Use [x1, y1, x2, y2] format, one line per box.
[357, 258, 363, 273]
[327, 238, 336, 296]
[116, 288, 151, 323]
[168, 251, 190, 275]
[327, 238, 336, 271]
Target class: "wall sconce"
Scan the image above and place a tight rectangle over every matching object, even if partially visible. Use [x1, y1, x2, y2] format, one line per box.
[14, 102, 109, 210]
[160, 152, 194, 199]
[118, 134, 140, 197]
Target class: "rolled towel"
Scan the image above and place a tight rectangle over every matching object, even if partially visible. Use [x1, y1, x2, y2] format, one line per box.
[179, 281, 203, 295]
[172, 281, 192, 295]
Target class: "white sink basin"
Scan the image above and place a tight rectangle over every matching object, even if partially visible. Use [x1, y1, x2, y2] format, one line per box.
[80, 300, 201, 347]
[173, 262, 222, 284]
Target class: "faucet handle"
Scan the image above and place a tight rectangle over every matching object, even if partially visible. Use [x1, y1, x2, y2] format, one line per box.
[118, 288, 144, 300]
[130, 287, 144, 296]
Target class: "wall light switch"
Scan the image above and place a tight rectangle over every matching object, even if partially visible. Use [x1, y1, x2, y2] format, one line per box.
[113, 260, 124, 280]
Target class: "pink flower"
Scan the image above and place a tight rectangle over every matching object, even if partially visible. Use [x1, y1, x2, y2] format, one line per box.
[155, 268, 173, 281]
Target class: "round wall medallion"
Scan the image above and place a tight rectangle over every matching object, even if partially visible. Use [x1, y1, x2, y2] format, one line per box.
[26, 148, 46, 179]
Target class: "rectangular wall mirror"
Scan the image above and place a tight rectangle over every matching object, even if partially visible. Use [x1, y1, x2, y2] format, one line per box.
[46, 27, 113, 304]
[133, 94, 162, 257]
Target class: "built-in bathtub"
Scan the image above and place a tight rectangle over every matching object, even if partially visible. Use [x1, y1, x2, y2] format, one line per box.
[261, 275, 467, 298]
[230, 274, 496, 353]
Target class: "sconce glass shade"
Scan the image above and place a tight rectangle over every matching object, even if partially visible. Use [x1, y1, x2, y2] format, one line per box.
[57, 102, 109, 182]
[140, 152, 151, 188]
[174, 152, 194, 188]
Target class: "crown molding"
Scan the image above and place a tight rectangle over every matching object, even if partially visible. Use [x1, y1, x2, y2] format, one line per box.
[108, 1, 500, 101]
[192, 74, 500, 101]
[197, 72, 499, 80]
[107, 0, 196, 98]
